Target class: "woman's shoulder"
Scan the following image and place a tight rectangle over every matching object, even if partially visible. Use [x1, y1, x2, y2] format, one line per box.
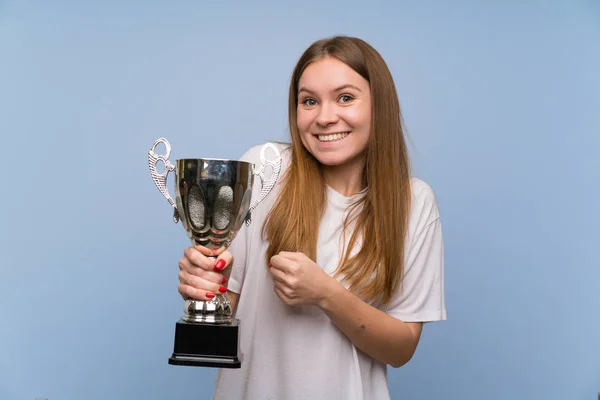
[409, 177, 436, 201]
[408, 176, 441, 228]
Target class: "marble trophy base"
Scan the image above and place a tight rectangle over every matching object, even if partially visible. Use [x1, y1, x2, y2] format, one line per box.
[168, 318, 242, 368]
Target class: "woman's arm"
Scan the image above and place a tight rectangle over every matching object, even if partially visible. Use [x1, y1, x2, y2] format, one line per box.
[319, 280, 422, 368]
[269, 251, 424, 368]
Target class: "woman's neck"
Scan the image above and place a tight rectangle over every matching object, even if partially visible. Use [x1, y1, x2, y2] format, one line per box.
[321, 156, 366, 197]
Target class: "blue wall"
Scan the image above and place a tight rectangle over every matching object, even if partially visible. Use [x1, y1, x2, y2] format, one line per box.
[1, 1, 598, 399]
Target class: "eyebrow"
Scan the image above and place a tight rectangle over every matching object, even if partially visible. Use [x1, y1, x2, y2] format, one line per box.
[298, 84, 363, 95]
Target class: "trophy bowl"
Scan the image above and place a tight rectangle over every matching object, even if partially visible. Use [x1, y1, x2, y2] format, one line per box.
[148, 137, 281, 368]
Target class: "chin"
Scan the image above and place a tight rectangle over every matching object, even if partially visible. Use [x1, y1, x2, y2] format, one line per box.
[301, 137, 368, 168]
[313, 153, 358, 167]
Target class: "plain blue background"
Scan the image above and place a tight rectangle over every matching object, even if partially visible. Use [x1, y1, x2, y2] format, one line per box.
[1, 1, 599, 399]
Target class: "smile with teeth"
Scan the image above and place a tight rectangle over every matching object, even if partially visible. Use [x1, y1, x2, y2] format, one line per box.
[317, 132, 350, 142]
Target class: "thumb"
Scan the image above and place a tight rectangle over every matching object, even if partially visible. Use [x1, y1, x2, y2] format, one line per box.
[214, 250, 234, 272]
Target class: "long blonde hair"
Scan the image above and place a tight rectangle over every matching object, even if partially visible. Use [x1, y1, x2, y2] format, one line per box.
[262, 36, 412, 305]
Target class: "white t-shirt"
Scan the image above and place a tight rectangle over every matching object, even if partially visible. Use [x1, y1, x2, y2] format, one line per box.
[212, 143, 446, 400]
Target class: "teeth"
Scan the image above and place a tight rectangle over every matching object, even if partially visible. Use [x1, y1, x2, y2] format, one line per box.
[317, 132, 349, 142]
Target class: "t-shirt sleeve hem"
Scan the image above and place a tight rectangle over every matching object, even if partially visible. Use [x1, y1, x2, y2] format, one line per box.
[226, 278, 243, 294]
[387, 309, 447, 323]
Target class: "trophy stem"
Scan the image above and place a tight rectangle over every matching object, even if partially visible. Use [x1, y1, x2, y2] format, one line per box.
[182, 294, 233, 324]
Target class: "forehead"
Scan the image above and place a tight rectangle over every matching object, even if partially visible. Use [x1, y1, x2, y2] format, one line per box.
[298, 57, 368, 90]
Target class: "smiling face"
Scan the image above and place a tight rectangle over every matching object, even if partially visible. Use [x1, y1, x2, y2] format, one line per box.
[296, 57, 372, 170]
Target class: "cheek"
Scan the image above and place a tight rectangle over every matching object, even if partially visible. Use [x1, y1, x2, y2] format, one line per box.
[296, 111, 312, 132]
[344, 106, 371, 130]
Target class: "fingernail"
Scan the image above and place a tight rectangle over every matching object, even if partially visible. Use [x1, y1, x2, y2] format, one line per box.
[222, 277, 228, 283]
[268, 263, 272, 268]
[214, 259, 226, 271]
[218, 285, 227, 293]
[206, 292, 215, 299]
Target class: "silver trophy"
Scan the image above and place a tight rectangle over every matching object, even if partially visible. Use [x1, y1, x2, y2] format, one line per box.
[148, 137, 281, 368]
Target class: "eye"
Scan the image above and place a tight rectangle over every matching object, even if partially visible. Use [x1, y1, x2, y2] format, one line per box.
[338, 94, 354, 104]
[300, 97, 317, 107]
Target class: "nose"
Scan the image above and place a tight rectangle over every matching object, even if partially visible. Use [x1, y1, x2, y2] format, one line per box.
[316, 103, 339, 127]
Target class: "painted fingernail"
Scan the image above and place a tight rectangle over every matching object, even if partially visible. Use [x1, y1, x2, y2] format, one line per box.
[206, 292, 215, 299]
[222, 277, 228, 284]
[268, 263, 272, 268]
[218, 285, 227, 293]
[214, 259, 226, 271]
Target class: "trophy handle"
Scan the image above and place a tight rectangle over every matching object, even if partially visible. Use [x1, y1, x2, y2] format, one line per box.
[148, 137, 180, 223]
[245, 142, 282, 226]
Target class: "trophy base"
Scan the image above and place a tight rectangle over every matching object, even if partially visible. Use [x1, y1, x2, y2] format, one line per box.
[168, 318, 242, 369]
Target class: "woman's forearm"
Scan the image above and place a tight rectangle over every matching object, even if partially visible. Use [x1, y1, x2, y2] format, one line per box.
[318, 279, 422, 368]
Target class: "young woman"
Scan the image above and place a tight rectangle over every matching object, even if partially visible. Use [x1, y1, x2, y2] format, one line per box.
[177, 35, 446, 400]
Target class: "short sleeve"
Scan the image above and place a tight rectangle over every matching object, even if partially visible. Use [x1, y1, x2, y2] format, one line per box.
[224, 142, 290, 294]
[226, 219, 249, 294]
[224, 145, 263, 294]
[384, 185, 446, 323]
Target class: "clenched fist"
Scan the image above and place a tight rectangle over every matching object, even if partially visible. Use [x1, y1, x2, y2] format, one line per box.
[268, 251, 334, 307]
